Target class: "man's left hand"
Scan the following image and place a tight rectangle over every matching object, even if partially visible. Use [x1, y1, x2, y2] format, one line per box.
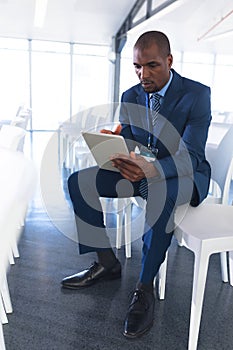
[110, 151, 159, 182]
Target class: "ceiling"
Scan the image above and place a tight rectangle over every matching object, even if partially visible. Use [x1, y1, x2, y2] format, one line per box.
[0, 0, 233, 54]
[0, 0, 135, 45]
[125, 0, 233, 55]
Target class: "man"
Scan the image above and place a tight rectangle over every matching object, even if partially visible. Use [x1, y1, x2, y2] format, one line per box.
[62, 31, 211, 338]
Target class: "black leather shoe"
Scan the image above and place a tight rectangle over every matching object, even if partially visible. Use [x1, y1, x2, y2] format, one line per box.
[123, 289, 155, 338]
[61, 261, 121, 289]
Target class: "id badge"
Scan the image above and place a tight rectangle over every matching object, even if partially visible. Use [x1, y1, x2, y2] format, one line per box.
[139, 145, 158, 162]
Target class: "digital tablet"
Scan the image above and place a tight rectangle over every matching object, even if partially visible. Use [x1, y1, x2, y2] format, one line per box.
[81, 131, 129, 172]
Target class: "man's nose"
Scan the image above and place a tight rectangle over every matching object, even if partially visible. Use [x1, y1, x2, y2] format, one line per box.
[140, 66, 149, 80]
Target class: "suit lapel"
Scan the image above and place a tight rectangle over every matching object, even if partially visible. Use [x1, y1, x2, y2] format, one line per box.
[153, 70, 184, 145]
[133, 71, 184, 146]
[136, 92, 149, 132]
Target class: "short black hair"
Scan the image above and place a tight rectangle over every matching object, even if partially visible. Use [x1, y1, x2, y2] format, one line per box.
[134, 31, 171, 57]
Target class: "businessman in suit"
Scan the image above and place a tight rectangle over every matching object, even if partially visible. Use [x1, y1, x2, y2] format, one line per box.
[62, 31, 211, 338]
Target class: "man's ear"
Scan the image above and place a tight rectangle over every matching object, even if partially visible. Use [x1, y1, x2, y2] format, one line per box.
[167, 54, 173, 69]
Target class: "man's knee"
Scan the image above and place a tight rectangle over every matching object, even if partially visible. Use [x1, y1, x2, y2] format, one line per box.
[68, 171, 80, 198]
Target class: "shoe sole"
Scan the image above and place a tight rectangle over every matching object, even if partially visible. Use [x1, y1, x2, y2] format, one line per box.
[123, 320, 154, 339]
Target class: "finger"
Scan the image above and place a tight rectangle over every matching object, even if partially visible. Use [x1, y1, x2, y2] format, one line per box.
[117, 162, 145, 180]
[120, 169, 144, 182]
[110, 153, 131, 160]
[111, 158, 135, 168]
[112, 159, 138, 170]
[100, 129, 113, 134]
[129, 151, 137, 159]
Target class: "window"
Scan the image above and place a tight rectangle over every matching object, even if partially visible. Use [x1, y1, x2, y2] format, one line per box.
[72, 44, 110, 114]
[31, 41, 70, 129]
[212, 60, 233, 112]
[182, 52, 214, 87]
[0, 39, 29, 120]
[120, 45, 138, 96]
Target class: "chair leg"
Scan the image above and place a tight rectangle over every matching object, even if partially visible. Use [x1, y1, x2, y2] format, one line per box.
[0, 294, 8, 325]
[8, 250, 15, 265]
[100, 198, 107, 226]
[188, 249, 210, 350]
[124, 199, 132, 258]
[156, 251, 168, 300]
[229, 251, 233, 286]
[1, 275, 12, 314]
[11, 240, 20, 259]
[0, 321, 6, 350]
[220, 252, 229, 283]
[116, 211, 123, 249]
[175, 227, 184, 247]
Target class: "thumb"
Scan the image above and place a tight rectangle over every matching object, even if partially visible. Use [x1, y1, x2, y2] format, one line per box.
[130, 151, 137, 159]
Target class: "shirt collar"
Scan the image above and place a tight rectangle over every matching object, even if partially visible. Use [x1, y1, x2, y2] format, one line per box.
[158, 70, 173, 97]
[150, 70, 173, 98]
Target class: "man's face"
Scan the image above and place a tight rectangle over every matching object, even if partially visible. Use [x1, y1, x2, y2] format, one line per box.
[133, 43, 173, 93]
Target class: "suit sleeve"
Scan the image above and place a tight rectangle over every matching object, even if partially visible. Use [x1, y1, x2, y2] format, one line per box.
[153, 86, 212, 181]
[118, 91, 140, 151]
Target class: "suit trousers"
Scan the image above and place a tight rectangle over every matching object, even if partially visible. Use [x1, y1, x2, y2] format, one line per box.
[68, 165, 195, 284]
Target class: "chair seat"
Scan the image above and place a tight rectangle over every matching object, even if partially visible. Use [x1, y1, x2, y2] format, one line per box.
[175, 203, 233, 240]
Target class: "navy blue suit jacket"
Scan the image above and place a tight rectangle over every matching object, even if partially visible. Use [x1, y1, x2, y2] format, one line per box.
[119, 69, 211, 206]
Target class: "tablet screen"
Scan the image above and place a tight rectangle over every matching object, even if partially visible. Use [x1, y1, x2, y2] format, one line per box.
[82, 131, 129, 172]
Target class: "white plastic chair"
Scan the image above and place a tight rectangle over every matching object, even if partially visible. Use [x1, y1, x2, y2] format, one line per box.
[60, 105, 112, 170]
[174, 124, 233, 282]
[73, 115, 116, 171]
[205, 123, 233, 206]
[165, 204, 233, 350]
[0, 148, 37, 346]
[11, 107, 31, 129]
[0, 124, 26, 152]
[59, 109, 90, 169]
[156, 124, 233, 305]
[205, 125, 233, 282]
[0, 105, 30, 130]
[0, 274, 13, 324]
[155, 124, 233, 349]
[0, 124, 29, 272]
[0, 237, 12, 327]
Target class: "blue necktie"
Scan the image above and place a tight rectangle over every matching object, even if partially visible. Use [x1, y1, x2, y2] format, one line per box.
[150, 93, 161, 126]
[139, 93, 161, 199]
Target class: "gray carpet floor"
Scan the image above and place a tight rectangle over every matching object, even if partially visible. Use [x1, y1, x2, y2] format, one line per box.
[3, 178, 233, 350]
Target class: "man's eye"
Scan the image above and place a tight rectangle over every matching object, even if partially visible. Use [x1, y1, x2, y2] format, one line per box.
[148, 63, 157, 68]
[134, 65, 141, 69]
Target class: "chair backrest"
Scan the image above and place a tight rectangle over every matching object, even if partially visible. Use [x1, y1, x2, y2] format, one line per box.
[11, 107, 32, 130]
[0, 125, 26, 151]
[206, 124, 233, 204]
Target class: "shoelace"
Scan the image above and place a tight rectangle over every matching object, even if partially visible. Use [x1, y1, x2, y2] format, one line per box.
[128, 289, 149, 311]
[88, 261, 100, 276]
